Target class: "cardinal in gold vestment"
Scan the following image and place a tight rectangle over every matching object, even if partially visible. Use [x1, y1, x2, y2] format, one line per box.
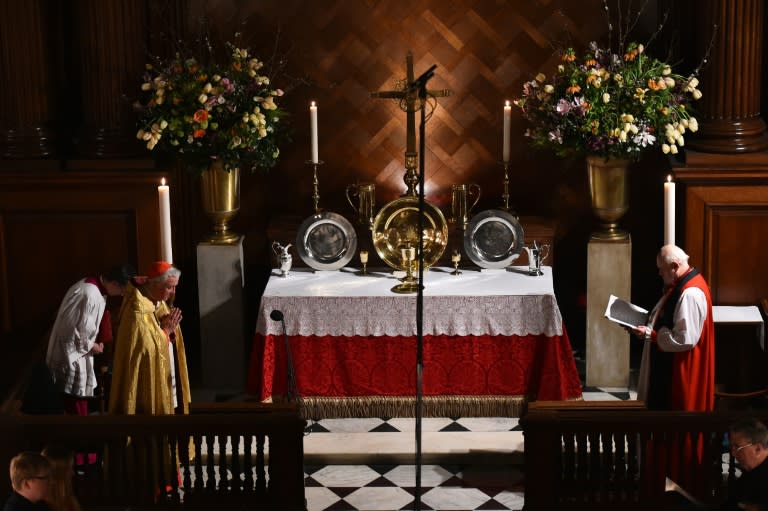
[109, 262, 190, 415]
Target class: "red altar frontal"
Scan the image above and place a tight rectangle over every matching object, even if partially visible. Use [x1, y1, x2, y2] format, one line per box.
[246, 266, 582, 418]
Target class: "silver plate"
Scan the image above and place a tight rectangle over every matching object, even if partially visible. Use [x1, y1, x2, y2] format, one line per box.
[296, 212, 358, 271]
[463, 209, 524, 269]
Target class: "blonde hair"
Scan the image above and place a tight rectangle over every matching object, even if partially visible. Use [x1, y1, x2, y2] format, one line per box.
[41, 446, 81, 511]
[9, 451, 50, 491]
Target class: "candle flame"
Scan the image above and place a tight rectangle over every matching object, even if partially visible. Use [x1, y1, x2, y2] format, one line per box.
[310, 101, 316, 107]
[666, 174, 672, 183]
[505, 100, 511, 107]
[161, 178, 166, 186]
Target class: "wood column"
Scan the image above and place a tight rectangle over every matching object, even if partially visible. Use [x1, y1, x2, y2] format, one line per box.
[0, 0, 57, 158]
[72, 0, 147, 159]
[688, 0, 768, 153]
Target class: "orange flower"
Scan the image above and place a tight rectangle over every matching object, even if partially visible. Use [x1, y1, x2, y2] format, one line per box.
[623, 49, 638, 61]
[561, 48, 576, 63]
[232, 61, 242, 71]
[193, 129, 206, 138]
[584, 58, 597, 67]
[566, 84, 581, 94]
[193, 109, 209, 123]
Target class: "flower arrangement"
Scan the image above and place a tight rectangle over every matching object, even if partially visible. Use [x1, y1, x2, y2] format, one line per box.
[514, 40, 703, 161]
[135, 42, 287, 173]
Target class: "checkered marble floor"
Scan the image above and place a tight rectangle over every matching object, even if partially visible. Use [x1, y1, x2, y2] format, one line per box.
[301, 387, 637, 511]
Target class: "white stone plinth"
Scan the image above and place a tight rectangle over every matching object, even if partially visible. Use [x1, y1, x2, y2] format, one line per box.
[586, 238, 631, 387]
[197, 236, 246, 393]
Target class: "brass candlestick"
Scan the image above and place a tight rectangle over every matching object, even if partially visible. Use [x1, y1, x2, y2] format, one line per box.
[306, 160, 325, 214]
[499, 160, 517, 217]
[359, 250, 369, 275]
[392, 245, 419, 294]
[450, 249, 462, 275]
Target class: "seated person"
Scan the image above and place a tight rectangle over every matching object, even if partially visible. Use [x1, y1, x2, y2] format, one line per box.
[3, 451, 51, 511]
[666, 417, 768, 511]
[725, 417, 768, 511]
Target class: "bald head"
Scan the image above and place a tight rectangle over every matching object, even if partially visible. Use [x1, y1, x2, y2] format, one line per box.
[657, 245, 691, 285]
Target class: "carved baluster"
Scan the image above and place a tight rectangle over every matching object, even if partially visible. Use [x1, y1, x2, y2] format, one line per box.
[243, 434, 254, 493]
[205, 435, 216, 492]
[231, 434, 241, 492]
[255, 433, 266, 495]
[587, 432, 600, 501]
[576, 433, 589, 499]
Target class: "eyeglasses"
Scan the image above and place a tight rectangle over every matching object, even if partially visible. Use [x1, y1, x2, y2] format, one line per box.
[731, 442, 754, 453]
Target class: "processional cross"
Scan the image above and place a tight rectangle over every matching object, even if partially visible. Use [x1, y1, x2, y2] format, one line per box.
[371, 52, 452, 196]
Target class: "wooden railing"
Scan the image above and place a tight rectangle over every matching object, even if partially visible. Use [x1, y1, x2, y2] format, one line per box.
[521, 401, 768, 511]
[0, 403, 306, 511]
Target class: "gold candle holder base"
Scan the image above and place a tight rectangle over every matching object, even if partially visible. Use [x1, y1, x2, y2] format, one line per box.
[499, 160, 517, 217]
[451, 262, 462, 276]
[305, 160, 325, 214]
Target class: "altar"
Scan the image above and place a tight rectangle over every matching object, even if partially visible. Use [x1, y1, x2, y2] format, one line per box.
[246, 266, 582, 418]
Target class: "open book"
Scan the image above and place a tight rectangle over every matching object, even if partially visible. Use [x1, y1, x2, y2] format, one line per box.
[604, 294, 649, 328]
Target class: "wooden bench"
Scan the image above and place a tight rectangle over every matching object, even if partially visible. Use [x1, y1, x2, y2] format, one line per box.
[0, 403, 306, 510]
[521, 400, 768, 511]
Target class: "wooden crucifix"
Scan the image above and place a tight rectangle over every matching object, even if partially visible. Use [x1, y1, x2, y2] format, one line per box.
[371, 52, 451, 196]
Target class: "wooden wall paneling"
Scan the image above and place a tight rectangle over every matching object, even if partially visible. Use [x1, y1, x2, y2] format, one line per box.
[0, 171, 167, 336]
[678, 173, 768, 305]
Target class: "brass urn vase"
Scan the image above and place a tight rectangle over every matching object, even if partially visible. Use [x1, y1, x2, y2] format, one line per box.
[200, 160, 240, 244]
[586, 155, 630, 241]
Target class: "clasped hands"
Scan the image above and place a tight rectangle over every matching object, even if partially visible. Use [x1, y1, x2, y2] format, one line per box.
[160, 307, 183, 336]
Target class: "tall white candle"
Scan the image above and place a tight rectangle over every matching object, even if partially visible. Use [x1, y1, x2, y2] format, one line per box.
[158, 178, 173, 263]
[664, 174, 675, 246]
[503, 100, 512, 162]
[310, 101, 319, 163]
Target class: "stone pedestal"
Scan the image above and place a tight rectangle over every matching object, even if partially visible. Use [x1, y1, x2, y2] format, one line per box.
[586, 238, 631, 387]
[197, 236, 246, 394]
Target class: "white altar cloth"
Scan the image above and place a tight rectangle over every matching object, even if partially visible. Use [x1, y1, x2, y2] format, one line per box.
[255, 265, 562, 338]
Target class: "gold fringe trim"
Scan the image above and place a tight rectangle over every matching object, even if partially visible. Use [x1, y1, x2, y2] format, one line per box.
[271, 395, 530, 420]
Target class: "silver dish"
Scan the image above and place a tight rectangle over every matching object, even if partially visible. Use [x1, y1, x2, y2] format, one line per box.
[296, 212, 358, 271]
[463, 209, 524, 269]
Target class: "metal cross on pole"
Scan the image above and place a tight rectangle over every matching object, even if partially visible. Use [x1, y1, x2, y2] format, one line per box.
[370, 51, 451, 196]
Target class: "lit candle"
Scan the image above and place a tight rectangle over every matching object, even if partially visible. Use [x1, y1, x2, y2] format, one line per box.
[359, 250, 369, 264]
[451, 252, 461, 263]
[158, 178, 173, 263]
[310, 101, 319, 163]
[503, 100, 512, 162]
[664, 175, 675, 246]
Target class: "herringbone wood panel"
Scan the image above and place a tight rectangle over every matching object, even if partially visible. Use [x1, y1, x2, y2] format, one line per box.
[191, 0, 608, 215]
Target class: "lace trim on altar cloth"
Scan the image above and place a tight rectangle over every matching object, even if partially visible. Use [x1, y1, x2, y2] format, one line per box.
[271, 395, 531, 419]
[257, 294, 563, 338]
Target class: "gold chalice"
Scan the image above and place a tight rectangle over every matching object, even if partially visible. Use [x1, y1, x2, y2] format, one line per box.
[451, 249, 462, 275]
[359, 250, 369, 275]
[392, 244, 419, 294]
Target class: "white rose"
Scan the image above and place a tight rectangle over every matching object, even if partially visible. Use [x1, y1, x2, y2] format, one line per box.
[692, 89, 703, 100]
[670, 144, 678, 154]
[602, 93, 610, 103]
[535, 73, 546, 82]
[662, 144, 671, 154]
[198, 94, 208, 104]
[544, 84, 554, 94]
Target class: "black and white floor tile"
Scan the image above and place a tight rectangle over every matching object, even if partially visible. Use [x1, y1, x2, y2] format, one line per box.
[301, 387, 636, 511]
